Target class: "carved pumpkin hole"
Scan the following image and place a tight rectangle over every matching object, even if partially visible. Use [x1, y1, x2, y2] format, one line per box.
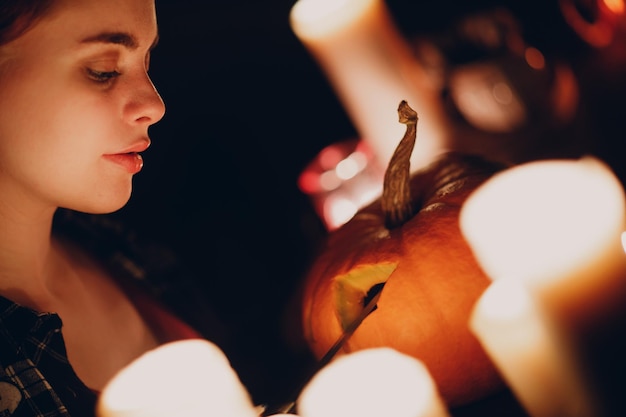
[334, 262, 398, 330]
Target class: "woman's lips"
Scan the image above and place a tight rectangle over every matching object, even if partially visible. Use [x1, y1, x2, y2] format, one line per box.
[104, 139, 150, 173]
[103, 152, 144, 174]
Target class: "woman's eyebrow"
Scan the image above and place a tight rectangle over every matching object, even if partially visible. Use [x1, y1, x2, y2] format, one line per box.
[80, 32, 159, 50]
[81, 32, 138, 49]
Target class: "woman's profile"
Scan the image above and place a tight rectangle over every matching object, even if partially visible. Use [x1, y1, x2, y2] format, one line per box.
[0, 1, 219, 415]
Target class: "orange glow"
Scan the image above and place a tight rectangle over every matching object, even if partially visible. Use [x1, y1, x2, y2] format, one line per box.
[603, 0, 625, 14]
[524, 47, 545, 70]
[559, 0, 615, 47]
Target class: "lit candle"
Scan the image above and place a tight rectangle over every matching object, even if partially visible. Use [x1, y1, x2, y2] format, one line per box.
[460, 156, 626, 415]
[460, 156, 626, 327]
[470, 278, 595, 417]
[297, 347, 451, 417]
[289, 0, 448, 172]
[97, 339, 259, 417]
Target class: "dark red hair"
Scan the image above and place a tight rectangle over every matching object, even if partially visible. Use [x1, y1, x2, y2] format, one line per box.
[0, 0, 55, 45]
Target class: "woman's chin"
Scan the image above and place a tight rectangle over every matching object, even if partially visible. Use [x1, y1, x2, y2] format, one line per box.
[69, 192, 132, 215]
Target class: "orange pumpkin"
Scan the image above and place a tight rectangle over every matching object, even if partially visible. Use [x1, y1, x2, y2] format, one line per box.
[300, 101, 507, 407]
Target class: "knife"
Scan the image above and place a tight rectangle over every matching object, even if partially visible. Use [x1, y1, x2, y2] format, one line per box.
[265, 282, 385, 415]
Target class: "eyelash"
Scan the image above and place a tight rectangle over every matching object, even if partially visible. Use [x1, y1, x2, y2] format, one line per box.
[87, 68, 121, 84]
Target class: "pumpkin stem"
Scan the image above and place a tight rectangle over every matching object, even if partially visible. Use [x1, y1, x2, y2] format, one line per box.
[381, 100, 418, 230]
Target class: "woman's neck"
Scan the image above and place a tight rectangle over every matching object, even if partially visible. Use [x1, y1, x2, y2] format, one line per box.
[0, 202, 64, 309]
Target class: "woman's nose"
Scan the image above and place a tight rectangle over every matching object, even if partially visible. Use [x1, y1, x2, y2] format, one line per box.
[125, 73, 166, 126]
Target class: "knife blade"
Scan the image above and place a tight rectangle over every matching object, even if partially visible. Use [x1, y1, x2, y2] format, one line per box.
[266, 282, 385, 415]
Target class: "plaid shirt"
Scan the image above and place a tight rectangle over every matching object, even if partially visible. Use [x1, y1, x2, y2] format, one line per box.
[0, 295, 207, 417]
[0, 298, 97, 417]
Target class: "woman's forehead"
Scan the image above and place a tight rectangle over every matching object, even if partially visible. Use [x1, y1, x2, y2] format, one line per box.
[30, 0, 159, 48]
[45, 0, 157, 31]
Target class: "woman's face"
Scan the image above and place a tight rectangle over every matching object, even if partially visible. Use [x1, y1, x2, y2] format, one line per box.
[0, 0, 165, 215]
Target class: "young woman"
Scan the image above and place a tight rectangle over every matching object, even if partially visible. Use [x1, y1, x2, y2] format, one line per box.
[0, 1, 212, 415]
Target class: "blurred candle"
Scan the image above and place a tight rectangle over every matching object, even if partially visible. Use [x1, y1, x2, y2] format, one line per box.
[289, 0, 448, 172]
[460, 156, 626, 326]
[470, 278, 595, 417]
[298, 139, 384, 230]
[97, 339, 258, 417]
[460, 156, 626, 416]
[297, 347, 451, 417]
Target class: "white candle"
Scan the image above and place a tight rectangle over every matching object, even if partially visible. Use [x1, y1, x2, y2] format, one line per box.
[97, 339, 259, 417]
[470, 278, 595, 417]
[459, 156, 626, 325]
[297, 347, 451, 417]
[289, 0, 448, 172]
[460, 156, 626, 416]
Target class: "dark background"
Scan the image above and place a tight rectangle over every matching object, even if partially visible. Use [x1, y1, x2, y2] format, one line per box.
[109, 0, 626, 412]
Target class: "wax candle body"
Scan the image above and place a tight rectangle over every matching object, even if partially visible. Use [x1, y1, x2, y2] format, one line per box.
[97, 340, 259, 417]
[460, 156, 626, 327]
[297, 347, 451, 417]
[460, 156, 626, 416]
[471, 279, 595, 417]
[290, 0, 448, 172]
